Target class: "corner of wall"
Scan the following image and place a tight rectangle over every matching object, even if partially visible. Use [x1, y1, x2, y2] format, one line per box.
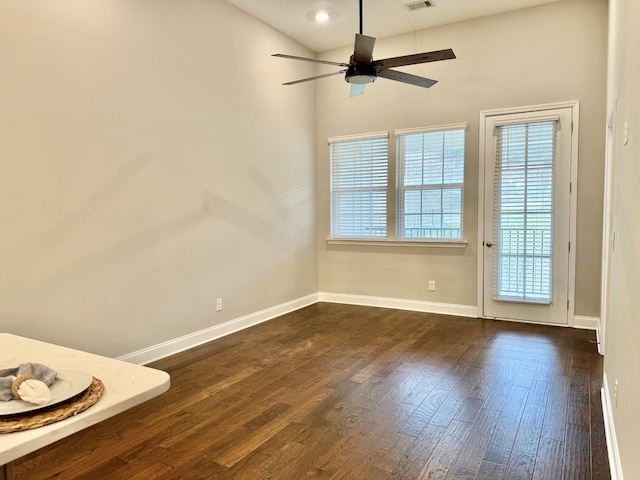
[117, 294, 319, 365]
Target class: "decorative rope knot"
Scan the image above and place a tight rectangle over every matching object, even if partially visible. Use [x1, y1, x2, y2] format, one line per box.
[11, 374, 36, 399]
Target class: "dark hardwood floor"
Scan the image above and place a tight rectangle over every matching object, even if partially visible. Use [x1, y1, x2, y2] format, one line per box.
[14, 303, 610, 479]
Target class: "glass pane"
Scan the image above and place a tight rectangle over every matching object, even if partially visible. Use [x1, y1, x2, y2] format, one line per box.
[422, 189, 441, 213]
[443, 130, 465, 183]
[498, 255, 525, 298]
[330, 136, 388, 238]
[397, 128, 465, 240]
[442, 188, 462, 213]
[404, 155, 423, 186]
[493, 121, 556, 303]
[334, 191, 386, 237]
[442, 214, 461, 238]
[526, 214, 552, 255]
[404, 190, 422, 214]
[422, 214, 441, 229]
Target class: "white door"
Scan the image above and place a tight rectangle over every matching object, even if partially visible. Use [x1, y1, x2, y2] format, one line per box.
[481, 106, 576, 325]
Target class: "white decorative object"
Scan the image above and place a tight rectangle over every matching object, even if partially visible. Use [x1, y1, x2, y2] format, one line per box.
[16, 379, 51, 406]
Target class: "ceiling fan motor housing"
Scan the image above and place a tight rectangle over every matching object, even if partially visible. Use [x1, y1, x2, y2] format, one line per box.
[273, 3, 455, 93]
[345, 63, 377, 84]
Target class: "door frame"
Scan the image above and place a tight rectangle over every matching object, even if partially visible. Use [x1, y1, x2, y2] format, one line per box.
[598, 99, 617, 355]
[477, 101, 580, 326]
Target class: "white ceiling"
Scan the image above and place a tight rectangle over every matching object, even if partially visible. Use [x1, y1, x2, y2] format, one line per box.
[223, 0, 564, 52]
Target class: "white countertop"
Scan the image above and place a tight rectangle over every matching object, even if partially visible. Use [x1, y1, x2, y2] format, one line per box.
[0, 333, 170, 466]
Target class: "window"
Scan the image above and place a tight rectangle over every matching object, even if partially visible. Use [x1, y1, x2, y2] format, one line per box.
[396, 125, 466, 240]
[328, 124, 466, 242]
[329, 132, 388, 238]
[493, 120, 557, 303]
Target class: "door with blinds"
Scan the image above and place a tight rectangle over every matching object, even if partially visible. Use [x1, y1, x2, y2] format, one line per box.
[481, 106, 575, 325]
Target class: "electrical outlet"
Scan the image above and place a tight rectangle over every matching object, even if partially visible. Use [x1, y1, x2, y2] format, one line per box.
[428, 280, 436, 291]
[216, 298, 223, 312]
[614, 379, 619, 407]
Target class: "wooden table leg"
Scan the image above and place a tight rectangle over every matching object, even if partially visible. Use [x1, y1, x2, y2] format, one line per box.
[1, 462, 14, 480]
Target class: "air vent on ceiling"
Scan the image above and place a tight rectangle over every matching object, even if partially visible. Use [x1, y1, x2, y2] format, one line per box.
[402, 1, 435, 12]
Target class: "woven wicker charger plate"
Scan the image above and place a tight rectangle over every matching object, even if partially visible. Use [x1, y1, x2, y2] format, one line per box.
[0, 377, 104, 434]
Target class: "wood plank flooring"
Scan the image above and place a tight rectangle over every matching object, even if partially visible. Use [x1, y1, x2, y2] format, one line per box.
[13, 303, 611, 479]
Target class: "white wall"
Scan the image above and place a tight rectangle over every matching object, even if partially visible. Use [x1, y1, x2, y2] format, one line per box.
[604, 0, 640, 476]
[0, 0, 318, 357]
[316, 0, 607, 317]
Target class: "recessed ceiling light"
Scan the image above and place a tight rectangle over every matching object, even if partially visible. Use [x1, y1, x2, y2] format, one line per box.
[314, 10, 331, 23]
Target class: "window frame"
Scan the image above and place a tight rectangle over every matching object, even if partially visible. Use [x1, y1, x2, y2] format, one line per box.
[328, 131, 389, 240]
[327, 123, 467, 246]
[395, 123, 467, 242]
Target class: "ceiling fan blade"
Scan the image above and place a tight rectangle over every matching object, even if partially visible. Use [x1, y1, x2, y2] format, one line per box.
[283, 70, 347, 86]
[377, 69, 437, 88]
[272, 53, 349, 68]
[374, 49, 456, 70]
[353, 34, 376, 63]
[349, 83, 366, 97]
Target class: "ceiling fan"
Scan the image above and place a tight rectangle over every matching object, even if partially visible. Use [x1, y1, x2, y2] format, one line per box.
[272, 0, 456, 96]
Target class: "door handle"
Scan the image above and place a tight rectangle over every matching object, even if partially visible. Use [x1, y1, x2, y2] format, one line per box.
[485, 242, 494, 248]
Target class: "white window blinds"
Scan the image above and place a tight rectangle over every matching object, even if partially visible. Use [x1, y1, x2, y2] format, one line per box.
[493, 120, 557, 303]
[329, 133, 388, 238]
[396, 126, 465, 240]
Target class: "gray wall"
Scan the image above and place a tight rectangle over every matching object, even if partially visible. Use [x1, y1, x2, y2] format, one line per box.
[0, 0, 609, 351]
[0, 1, 318, 357]
[316, 0, 607, 318]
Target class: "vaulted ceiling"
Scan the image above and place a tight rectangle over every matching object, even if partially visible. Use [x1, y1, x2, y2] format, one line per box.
[223, 0, 565, 52]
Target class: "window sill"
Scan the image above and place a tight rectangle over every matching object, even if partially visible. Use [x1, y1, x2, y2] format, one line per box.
[326, 238, 467, 248]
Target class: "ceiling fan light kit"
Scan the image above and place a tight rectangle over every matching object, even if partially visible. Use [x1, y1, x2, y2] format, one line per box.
[273, 0, 455, 96]
[346, 64, 377, 85]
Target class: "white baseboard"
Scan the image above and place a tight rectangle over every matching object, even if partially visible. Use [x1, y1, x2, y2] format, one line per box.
[117, 293, 319, 365]
[602, 372, 623, 480]
[573, 315, 600, 330]
[117, 294, 600, 366]
[318, 292, 478, 318]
